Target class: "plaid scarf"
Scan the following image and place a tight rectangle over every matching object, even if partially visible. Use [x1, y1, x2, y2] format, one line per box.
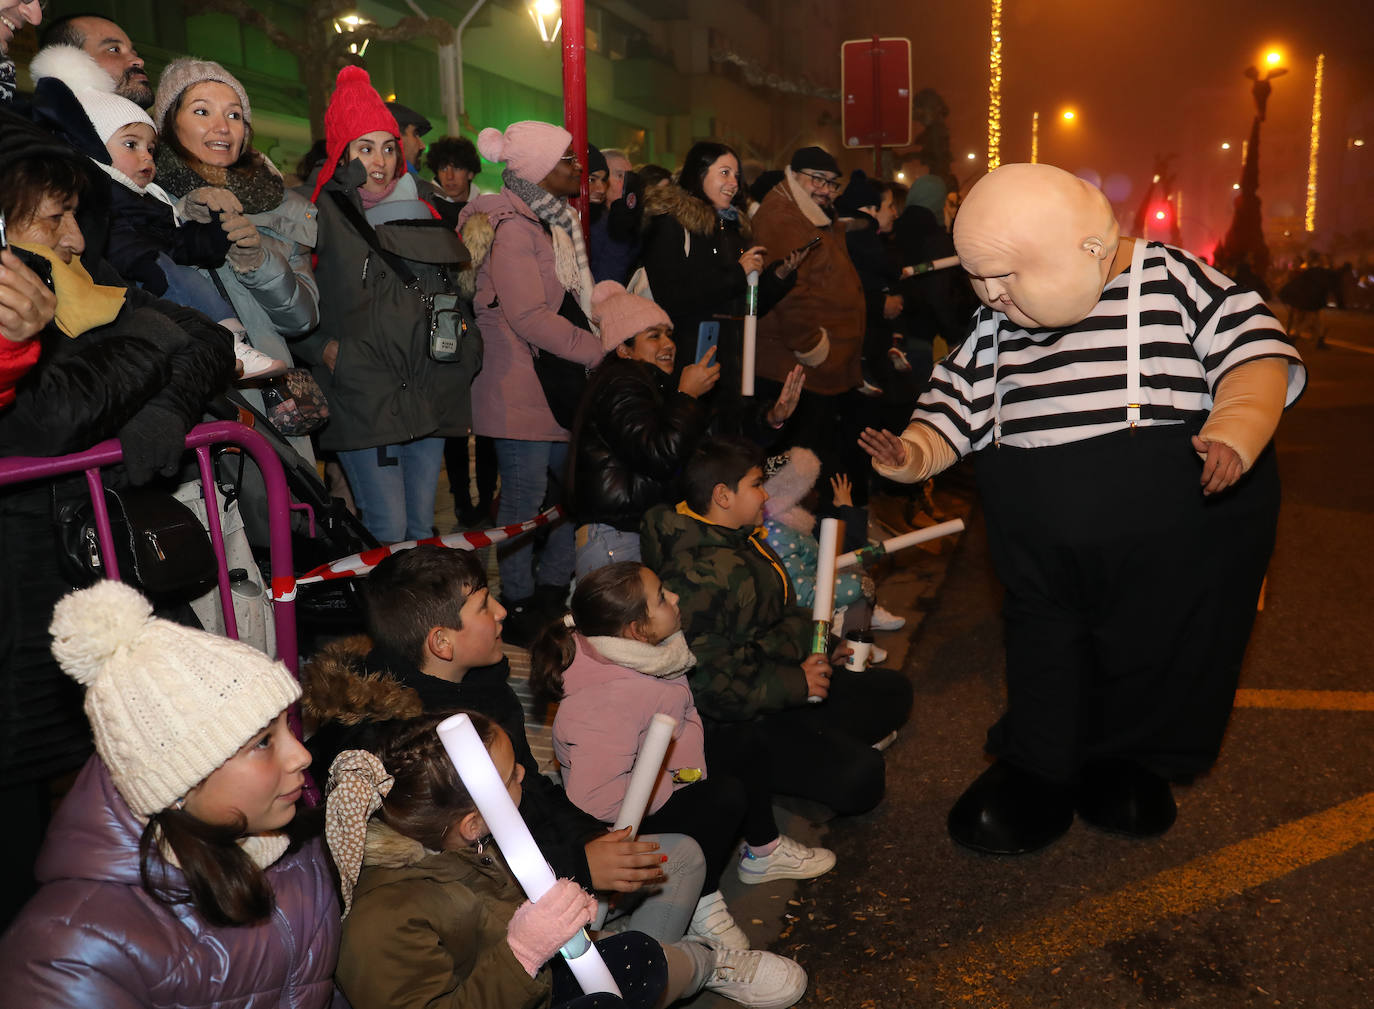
[502, 167, 595, 322]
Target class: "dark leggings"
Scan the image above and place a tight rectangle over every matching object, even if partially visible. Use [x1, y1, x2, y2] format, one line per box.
[549, 930, 666, 1009]
[640, 769, 774, 894]
[444, 434, 498, 517]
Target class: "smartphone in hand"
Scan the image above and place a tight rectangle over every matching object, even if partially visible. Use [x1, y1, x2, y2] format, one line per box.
[695, 321, 720, 364]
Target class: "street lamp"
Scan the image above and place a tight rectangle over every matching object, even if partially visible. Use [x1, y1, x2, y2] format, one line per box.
[333, 12, 373, 56]
[529, 0, 561, 45]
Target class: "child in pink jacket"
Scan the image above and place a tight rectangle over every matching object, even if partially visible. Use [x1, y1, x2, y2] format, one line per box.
[531, 561, 835, 953]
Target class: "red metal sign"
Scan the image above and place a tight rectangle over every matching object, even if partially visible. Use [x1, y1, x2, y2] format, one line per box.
[841, 37, 913, 149]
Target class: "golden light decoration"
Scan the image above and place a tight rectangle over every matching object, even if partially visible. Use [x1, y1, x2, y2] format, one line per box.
[1061, 109, 1076, 121]
[1221, 142, 1231, 150]
[1305, 53, 1324, 233]
[1030, 110, 1039, 164]
[1265, 49, 1282, 66]
[986, 0, 1002, 170]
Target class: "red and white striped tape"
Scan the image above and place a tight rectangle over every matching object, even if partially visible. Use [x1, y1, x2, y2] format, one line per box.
[295, 505, 566, 585]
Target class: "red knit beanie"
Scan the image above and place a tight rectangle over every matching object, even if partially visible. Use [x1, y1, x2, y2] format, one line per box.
[310, 65, 401, 204]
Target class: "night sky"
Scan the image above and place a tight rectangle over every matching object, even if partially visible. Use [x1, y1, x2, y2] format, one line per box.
[851, 0, 1374, 253]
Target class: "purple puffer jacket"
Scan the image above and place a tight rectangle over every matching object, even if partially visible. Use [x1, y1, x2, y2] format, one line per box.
[459, 188, 606, 442]
[0, 757, 342, 1009]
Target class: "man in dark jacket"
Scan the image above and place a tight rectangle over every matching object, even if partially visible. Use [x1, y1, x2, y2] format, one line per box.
[640, 437, 912, 818]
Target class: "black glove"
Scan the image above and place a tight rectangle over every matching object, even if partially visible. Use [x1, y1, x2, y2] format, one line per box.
[118, 405, 188, 486]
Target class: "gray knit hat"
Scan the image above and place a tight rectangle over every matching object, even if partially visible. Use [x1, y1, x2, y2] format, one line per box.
[50, 581, 301, 817]
[153, 56, 252, 136]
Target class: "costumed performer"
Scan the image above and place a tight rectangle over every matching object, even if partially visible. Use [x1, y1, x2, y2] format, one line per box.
[860, 163, 1305, 855]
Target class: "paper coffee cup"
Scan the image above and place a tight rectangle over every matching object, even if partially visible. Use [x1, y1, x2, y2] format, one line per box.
[845, 630, 873, 672]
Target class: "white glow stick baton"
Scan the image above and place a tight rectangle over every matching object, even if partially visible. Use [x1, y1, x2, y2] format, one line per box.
[835, 518, 966, 569]
[436, 714, 621, 996]
[611, 713, 677, 837]
[900, 255, 961, 278]
[742, 270, 759, 396]
[808, 517, 841, 701]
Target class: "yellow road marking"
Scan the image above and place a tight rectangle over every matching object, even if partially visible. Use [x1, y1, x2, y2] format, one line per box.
[1322, 338, 1374, 355]
[1235, 688, 1374, 711]
[930, 791, 1374, 1005]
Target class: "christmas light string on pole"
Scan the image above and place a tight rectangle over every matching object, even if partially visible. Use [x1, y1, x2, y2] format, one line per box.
[986, 0, 1002, 170]
[1305, 53, 1324, 233]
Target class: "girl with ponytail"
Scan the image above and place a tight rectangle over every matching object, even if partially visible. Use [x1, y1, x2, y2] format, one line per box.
[531, 562, 834, 956]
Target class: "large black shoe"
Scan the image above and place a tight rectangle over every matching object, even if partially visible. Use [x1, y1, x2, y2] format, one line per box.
[947, 760, 1075, 855]
[1076, 758, 1177, 838]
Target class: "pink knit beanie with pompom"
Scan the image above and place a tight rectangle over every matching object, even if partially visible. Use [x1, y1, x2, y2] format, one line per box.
[591, 280, 672, 353]
[476, 120, 572, 184]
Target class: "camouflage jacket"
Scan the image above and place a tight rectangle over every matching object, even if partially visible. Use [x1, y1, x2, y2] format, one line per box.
[641, 502, 812, 722]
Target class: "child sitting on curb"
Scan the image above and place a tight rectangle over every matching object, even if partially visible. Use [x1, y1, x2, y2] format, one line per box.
[531, 561, 835, 952]
[328, 712, 808, 1009]
[641, 437, 913, 818]
[302, 544, 705, 946]
[760, 447, 906, 643]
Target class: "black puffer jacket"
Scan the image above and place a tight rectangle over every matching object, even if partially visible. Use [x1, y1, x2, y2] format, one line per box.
[638, 184, 793, 389]
[570, 356, 705, 531]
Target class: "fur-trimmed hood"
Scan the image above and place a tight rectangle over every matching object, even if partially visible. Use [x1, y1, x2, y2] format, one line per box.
[642, 182, 752, 242]
[455, 188, 586, 304]
[301, 634, 423, 727]
[362, 818, 433, 870]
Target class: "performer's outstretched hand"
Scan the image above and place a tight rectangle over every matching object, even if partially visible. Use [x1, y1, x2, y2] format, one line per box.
[859, 426, 909, 469]
[1191, 434, 1244, 496]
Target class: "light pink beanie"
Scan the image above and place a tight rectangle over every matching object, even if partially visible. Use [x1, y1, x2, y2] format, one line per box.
[477, 120, 571, 184]
[592, 280, 672, 353]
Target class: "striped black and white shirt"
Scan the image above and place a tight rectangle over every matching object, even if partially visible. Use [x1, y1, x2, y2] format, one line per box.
[913, 242, 1307, 456]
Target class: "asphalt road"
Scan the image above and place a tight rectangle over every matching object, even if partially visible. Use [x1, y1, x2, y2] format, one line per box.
[775, 309, 1374, 1008]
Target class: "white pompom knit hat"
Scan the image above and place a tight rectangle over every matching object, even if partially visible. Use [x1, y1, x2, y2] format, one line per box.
[49, 580, 301, 818]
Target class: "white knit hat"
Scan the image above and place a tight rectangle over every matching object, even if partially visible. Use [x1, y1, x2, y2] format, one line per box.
[49, 581, 302, 818]
[29, 45, 154, 145]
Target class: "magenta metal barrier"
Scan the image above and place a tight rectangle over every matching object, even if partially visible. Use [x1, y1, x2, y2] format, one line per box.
[0, 420, 300, 670]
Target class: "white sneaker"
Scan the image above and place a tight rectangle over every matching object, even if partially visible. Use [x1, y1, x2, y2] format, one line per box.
[870, 644, 888, 664]
[704, 945, 808, 1009]
[872, 729, 899, 751]
[737, 835, 835, 885]
[233, 331, 288, 381]
[688, 890, 750, 950]
[870, 605, 906, 632]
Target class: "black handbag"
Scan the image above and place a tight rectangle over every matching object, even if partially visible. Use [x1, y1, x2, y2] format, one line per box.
[532, 290, 593, 430]
[56, 486, 218, 597]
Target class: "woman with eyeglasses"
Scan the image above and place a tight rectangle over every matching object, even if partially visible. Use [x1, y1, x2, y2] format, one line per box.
[750, 146, 871, 545]
[457, 121, 608, 646]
